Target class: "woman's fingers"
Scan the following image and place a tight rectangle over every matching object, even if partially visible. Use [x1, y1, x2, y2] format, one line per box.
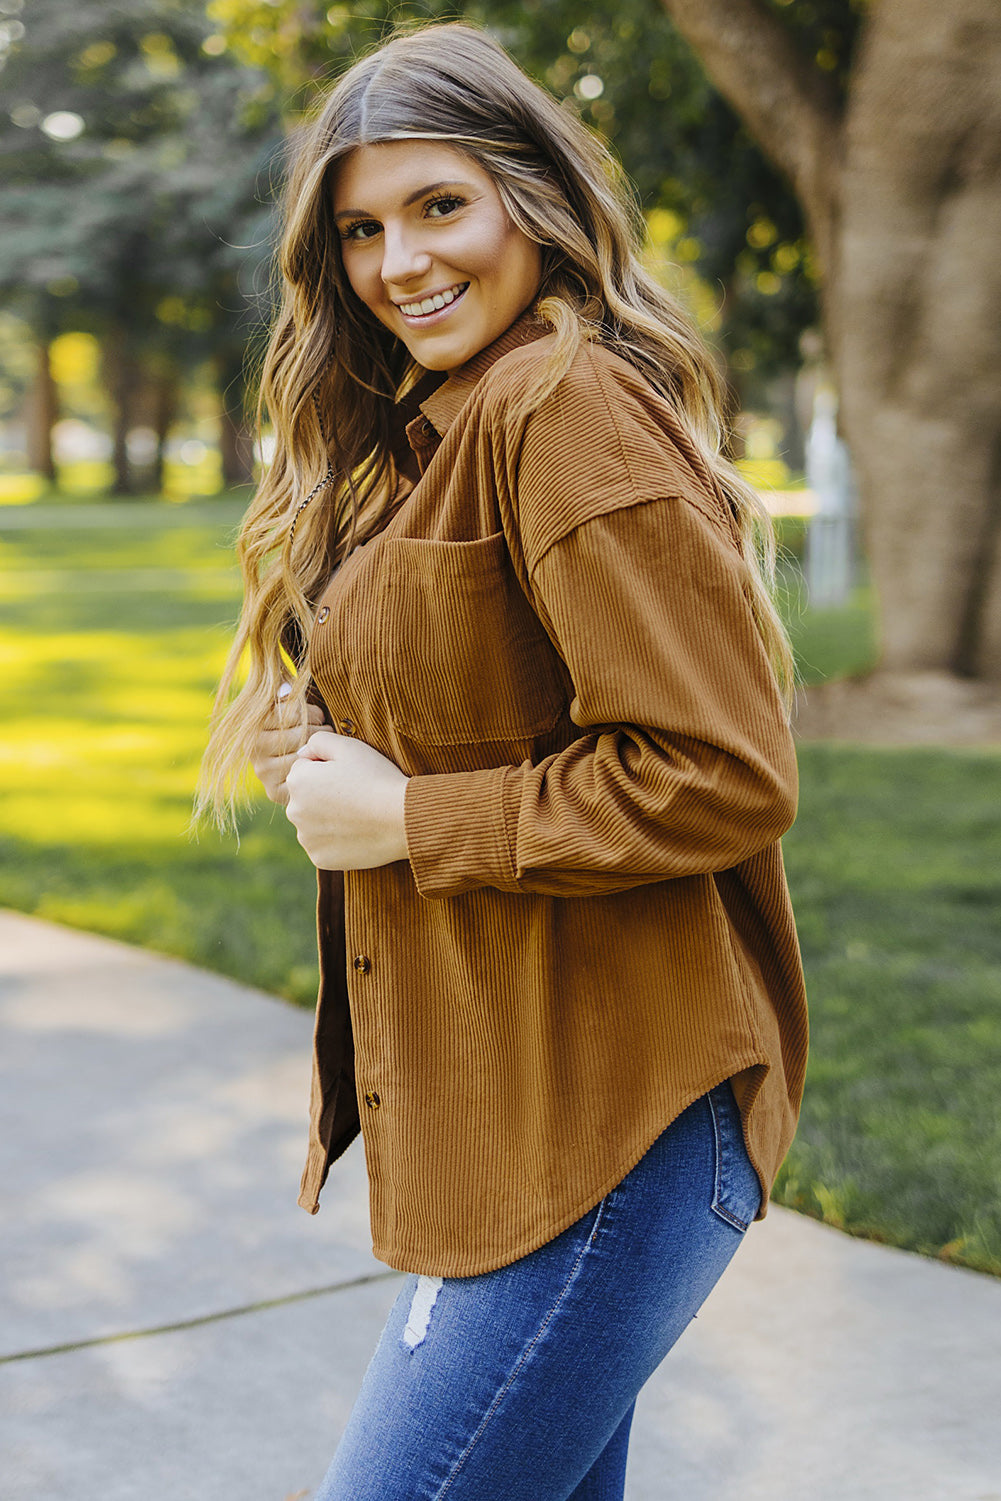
[251, 702, 336, 805]
[260, 704, 329, 743]
[260, 754, 297, 807]
[255, 726, 307, 758]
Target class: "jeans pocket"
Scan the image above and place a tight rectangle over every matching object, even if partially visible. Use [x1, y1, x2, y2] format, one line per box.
[706, 1080, 762, 1232]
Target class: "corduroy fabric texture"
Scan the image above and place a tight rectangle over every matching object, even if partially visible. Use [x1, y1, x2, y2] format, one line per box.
[299, 313, 808, 1278]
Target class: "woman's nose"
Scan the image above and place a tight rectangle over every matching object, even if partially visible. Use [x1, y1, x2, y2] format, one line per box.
[381, 228, 432, 287]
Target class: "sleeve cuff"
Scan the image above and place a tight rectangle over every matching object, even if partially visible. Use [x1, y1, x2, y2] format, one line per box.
[404, 763, 524, 898]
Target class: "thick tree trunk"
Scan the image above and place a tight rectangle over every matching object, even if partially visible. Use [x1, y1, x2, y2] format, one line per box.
[660, 0, 1001, 683]
[217, 349, 256, 487]
[835, 0, 1001, 680]
[26, 340, 58, 482]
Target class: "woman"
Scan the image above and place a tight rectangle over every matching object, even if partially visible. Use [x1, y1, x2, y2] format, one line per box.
[199, 21, 807, 1500]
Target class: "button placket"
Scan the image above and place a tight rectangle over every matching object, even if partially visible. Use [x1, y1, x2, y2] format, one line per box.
[352, 954, 379, 1112]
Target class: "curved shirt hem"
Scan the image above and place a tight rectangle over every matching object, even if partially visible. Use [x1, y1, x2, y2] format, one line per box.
[367, 1058, 771, 1279]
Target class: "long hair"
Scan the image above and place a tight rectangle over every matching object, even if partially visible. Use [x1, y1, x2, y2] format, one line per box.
[197, 20, 795, 828]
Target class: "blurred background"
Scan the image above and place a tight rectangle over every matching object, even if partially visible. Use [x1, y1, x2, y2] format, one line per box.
[1, 0, 999, 1276]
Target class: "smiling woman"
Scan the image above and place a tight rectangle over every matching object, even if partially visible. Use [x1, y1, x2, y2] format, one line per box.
[333, 143, 542, 371]
[195, 20, 806, 1501]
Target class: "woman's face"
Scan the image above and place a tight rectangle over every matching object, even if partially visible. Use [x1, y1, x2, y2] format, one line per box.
[333, 140, 543, 372]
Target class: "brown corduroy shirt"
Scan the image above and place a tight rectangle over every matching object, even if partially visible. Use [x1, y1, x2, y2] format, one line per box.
[299, 314, 808, 1277]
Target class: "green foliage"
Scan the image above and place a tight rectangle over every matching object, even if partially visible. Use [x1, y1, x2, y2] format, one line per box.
[1, 500, 999, 1275]
[0, 0, 282, 367]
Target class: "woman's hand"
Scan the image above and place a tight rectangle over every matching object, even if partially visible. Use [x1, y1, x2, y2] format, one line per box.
[284, 731, 410, 871]
[251, 699, 329, 807]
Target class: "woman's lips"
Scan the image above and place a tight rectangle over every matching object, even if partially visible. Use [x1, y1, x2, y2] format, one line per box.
[396, 282, 470, 327]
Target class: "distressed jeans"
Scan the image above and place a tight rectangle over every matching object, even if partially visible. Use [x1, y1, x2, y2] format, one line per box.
[315, 1080, 761, 1501]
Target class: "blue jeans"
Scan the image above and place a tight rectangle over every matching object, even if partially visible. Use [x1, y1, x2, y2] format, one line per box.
[316, 1081, 761, 1501]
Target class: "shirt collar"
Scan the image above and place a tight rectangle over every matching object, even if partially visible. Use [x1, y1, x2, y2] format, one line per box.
[405, 308, 549, 451]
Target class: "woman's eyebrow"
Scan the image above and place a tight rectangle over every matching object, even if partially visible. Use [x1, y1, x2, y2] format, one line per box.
[334, 180, 474, 220]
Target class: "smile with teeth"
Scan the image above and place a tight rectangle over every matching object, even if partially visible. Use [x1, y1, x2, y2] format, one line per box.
[397, 282, 469, 319]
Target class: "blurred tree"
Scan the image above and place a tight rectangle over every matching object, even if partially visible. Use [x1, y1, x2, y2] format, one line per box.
[0, 0, 282, 492]
[659, 0, 1001, 681]
[0, 312, 39, 444]
[25, 334, 58, 482]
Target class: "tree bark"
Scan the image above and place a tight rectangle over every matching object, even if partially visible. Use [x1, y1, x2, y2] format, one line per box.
[26, 340, 58, 483]
[837, 0, 1001, 679]
[660, 0, 1001, 683]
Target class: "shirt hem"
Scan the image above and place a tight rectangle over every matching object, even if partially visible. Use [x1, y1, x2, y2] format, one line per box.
[366, 1056, 772, 1278]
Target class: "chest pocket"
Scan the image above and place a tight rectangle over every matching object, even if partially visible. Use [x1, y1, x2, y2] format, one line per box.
[379, 531, 567, 746]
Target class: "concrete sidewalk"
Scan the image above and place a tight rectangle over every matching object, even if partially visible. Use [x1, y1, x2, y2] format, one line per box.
[2, 909, 999, 1501]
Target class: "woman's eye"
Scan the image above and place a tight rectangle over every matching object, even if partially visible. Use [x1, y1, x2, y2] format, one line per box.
[425, 195, 464, 219]
[342, 220, 381, 243]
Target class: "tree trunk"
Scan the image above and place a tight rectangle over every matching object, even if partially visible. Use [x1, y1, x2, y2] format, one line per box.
[660, 0, 1001, 683]
[103, 325, 142, 497]
[835, 0, 1001, 680]
[150, 370, 179, 496]
[217, 349, 256, 487]
[26, 340, 58, 482]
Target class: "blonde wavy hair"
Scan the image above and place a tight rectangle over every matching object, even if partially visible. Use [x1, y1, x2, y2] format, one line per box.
[197, 20, 795, 829]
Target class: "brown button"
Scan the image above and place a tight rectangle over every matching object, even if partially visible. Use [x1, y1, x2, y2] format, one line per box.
[353, 954, 371, 973]
[317, 606, 330, 624]
[364, 1091, 381, 1110]
[421, 418, 435, 438]
[339, 719, 355, 735]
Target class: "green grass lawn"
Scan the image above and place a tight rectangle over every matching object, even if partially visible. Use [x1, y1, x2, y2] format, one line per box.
[0, 498, 321, 1005]
[2, 499, 999, 1276]
[779, 746, 1001, 1274]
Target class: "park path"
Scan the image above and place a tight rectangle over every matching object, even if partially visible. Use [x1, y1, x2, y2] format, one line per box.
[2, 908, 1000, 1501]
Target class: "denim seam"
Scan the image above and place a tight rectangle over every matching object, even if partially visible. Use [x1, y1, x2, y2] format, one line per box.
[433, 1197, 610, 1498]
[706, 1087, 750, 1233]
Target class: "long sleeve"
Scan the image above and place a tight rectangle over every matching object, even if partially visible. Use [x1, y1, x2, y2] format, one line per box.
[404, 488, 797, 899]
